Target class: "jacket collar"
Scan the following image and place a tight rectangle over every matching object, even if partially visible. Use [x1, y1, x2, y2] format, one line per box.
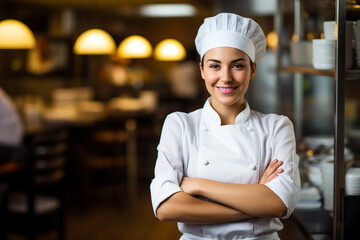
[201, 97, 251, 130]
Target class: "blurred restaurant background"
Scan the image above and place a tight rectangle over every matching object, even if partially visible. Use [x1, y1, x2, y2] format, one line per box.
[0, 0, 360, 239]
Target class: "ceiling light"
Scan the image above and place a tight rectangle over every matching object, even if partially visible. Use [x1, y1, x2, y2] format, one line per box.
[154, 39, 186, 61]
[139, 4, 196, 17]
[118, 35, 152, 59]
[0, 19, 36, 49]
[74, 29, 116, 55]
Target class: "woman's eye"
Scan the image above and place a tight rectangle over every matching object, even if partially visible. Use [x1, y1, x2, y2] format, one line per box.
[233, 64, 245, 69]
[209, 64, 220, 69]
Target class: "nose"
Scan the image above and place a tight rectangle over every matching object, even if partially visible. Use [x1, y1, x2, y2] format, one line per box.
[220, 68, 232, 83]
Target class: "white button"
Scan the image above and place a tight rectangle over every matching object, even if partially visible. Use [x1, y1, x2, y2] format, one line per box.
[249, 164, 256, 170]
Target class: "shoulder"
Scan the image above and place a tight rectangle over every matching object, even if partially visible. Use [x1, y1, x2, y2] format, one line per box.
[163, 108, 203, 132]
[250, 110, 294, 131]
[165, 109, 202, 126]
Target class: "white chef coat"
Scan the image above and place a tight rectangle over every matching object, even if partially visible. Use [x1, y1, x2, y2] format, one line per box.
[150, 98, 301, 240]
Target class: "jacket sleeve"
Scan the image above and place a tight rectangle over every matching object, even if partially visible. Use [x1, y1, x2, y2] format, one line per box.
[150, 113, 184, 217]
[265, 116, 301, 219]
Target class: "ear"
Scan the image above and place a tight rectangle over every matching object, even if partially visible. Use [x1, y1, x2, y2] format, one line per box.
[199, 62, 205, 80]
[250, 62, 257, 80]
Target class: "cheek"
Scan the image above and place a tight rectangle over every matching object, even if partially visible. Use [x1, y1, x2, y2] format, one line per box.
[203, 72, 218, 85]
[236, 71, 251, 83]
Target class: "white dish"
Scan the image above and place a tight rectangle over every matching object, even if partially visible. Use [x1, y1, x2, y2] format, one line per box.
[304, 135, 334, 149]
[346, 168, 360, 178]
[324, 21, 336, 40]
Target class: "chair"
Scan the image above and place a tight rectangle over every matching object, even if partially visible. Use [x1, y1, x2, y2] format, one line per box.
[1, 128, 69, 240]
[80, 118, 127, 203]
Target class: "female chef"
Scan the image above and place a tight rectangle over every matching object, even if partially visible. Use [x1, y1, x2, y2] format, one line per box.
[150, 13, 301, 240]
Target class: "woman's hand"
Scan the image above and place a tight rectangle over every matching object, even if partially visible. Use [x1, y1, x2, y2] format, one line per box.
[259, 159, 283, 184]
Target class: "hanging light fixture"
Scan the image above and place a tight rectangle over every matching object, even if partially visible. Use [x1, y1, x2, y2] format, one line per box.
[74, 28, 116, 55]
[139, 4, 197, 17]
[154, 39, 186, 61]
[0, 19, 36, 49]
[117, 35, 153, 59]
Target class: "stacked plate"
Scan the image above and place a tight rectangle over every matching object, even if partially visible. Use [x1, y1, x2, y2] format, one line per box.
[321, 159, 334, 211]
[296, 185, 322, 210]
[345, 168, 360, 195]
[321, 21, 355, 69]
[312, 39, 335, 70]
[324, 21, 336, 40]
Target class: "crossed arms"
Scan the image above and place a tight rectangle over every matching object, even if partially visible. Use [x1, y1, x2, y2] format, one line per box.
[156, 159, 287, 224]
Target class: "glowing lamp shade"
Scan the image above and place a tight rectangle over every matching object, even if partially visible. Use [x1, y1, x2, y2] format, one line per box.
[0, 19, 36, 49]
[154, 39, 186, 61]
[74, 29, 116, 55]
[118, 35, 152, 59]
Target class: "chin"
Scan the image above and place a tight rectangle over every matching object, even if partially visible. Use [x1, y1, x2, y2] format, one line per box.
[215, 97, 242, 107]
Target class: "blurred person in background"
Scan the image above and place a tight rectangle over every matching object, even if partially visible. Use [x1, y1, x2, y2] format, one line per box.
[150, 13, 301, 240]
[0, 87, 24, 163]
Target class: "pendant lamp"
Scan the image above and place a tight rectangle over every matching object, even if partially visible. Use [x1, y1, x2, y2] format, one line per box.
[154, 39, 186, 61]
[117, 35, 152, 59]
[74, 28, 116, 55]
[0, 19, 36, 49]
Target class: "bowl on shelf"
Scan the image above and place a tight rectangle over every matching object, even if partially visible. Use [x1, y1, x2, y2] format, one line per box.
[324, 21, 336, 40]
[312, 39, 335, 70]
[345, 168, 360, 195]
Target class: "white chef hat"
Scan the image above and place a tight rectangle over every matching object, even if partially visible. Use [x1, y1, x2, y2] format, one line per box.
[195, 13, 267, 63]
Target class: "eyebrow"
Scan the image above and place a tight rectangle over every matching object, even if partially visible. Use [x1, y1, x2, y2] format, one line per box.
[206, 58, 247, 63]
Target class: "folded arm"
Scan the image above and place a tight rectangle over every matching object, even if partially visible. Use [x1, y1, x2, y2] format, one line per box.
[180, 159, 287, 218]
[156, 191, 251, 224]
[156, 159, 285, 223]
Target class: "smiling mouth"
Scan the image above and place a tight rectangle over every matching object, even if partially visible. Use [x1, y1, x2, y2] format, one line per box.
[216, 86, 238, 94]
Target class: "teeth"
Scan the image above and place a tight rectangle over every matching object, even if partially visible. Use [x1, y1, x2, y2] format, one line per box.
[218, 87, 234, 90]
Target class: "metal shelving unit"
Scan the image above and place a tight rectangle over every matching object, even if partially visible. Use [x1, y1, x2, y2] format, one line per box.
[334, 0, 346, 239]
[277, 0, 360, 239]
[278, 66, 334, 76]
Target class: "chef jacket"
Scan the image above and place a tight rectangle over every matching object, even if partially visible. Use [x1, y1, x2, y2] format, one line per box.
[150, 98, 301, 240]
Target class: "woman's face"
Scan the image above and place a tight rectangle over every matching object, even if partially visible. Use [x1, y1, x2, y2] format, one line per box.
[200, 47, 256, 111]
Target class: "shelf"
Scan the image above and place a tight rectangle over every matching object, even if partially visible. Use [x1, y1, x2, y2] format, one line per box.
[347, 4, 360, 11]
[279, 66, 334, 76]
[346, 70, 360, 79]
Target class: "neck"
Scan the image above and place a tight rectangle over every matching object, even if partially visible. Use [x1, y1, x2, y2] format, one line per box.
[210, 99, 246, 125]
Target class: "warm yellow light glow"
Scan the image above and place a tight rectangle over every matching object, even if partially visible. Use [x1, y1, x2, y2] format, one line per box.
[0, 19, 36, 49]
[117, 35, 152, 59]
[292, 33, 299, 43]
[140, 4, 196, 17]
[154, 39, 186, 61]
[266, 31, 278, 50]
[74, 29, 116, 55]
